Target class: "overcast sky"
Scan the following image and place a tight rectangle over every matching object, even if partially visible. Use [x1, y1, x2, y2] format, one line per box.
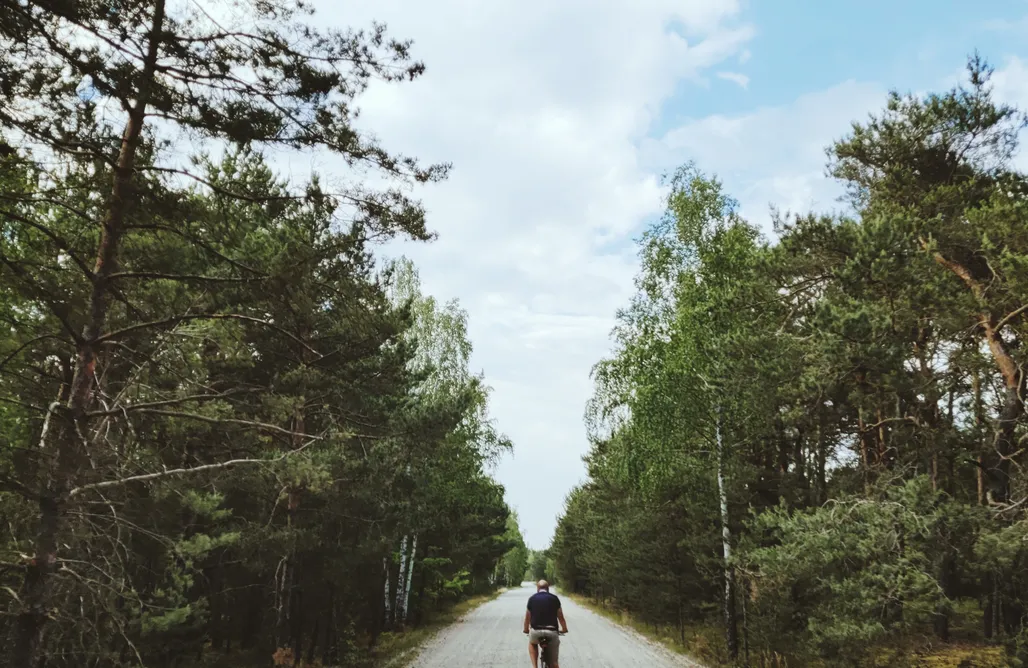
[295, 0, 1028, 548]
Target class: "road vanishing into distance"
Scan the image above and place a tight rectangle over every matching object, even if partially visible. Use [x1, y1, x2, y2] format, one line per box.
[409, 584, 704, 667]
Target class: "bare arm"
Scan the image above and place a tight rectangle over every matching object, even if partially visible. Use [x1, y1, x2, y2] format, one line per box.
[557, 607, 568, 633]
[523, 609, 531, 634]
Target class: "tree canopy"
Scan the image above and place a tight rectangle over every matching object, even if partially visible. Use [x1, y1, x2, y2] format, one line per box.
[0, 1, 524, 666]
[552, 56, 1028, 667]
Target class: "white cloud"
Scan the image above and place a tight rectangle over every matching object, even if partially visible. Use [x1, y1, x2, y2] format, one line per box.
[992, 56, 1028, 106]
[991, 57, 1028, 171]
[276, 2, 1028, 549]
[982, 15, 1028, 34]
[291, 0, 753, 548]
[716, 71, 750, 89]
[644, 80, 888, 232]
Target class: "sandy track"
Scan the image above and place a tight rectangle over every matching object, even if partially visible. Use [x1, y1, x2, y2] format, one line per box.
[408, 584, 704, 667]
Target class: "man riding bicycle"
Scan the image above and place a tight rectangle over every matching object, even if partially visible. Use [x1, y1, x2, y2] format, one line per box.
[523, 580, 568, 668]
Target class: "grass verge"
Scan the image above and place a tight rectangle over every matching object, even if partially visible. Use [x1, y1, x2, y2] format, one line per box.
[372, 589, 507, 668]
[567, 594, 1010, 668]
[566, 593, 721, 665]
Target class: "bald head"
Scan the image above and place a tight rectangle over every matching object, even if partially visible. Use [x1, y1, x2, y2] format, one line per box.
[536, 580, 549, 592]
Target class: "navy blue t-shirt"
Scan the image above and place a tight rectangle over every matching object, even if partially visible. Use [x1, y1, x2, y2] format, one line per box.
[527, 591, 561, 629]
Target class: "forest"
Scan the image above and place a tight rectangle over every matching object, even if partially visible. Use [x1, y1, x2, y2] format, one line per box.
[0, 1, 530, 666]
[551, 57, 1028, 667]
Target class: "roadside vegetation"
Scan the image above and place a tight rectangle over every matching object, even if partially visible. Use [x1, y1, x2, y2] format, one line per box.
[552, 57, 1028, 667]
[0, 1, 526, 665]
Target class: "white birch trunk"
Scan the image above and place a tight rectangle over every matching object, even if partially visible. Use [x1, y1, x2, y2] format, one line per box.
[382, 556, 392, 623]
[400, 533, 418, 622]
[394, 534, 409, 619]
[716, 411, 738, 657]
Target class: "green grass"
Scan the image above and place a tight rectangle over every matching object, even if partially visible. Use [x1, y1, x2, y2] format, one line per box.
[566, 593, 723, 665]
[568, 594, 1012, 668]
[187, 589, 507, 668]
[371, 589, 507, 668]
[865, 643, 1008, 668]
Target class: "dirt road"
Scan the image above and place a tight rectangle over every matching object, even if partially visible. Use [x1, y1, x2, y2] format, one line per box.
[408, 584, 704, 667]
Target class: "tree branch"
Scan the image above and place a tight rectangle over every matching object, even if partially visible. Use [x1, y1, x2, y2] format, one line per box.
[38, 401, 61, 449]
[84, 389, 262, 417]
[94, 313, 321, 357]
[0, 208, 96, 280]
[0, 253, 82, 343]
[996, 303, 1028, 332]
[0, 334, 63, 374]
[0, 473, 38, 501]
[107, 271, 264, 284]
[858, 416, 922, 433]
[67, 439, 319, 499]
[124, 223, 265, 276]
[132, 409, 325, 441]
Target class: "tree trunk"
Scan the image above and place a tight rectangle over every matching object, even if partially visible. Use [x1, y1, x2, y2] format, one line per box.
[11, 3, 167, 664]
[415, 566, 428, 625]
[984, 573, 995, 640]
[306, 619, 319, 665]
[716, 413, 738, 659]
[323, 583, 335, 664]
[741, 574, 750, 667]
[928, 252, 1025, 502]
[382, 556, 393, 626]
[857, 405, 872, 484]
[815, 408, 827, 505]
[970, 369, 996, 640]
[991, 386, 1022, 504]
[275, 397, 309, 651]
[792, 428, 806, 493]
[934, 543, 953, 641]
[775, 418, 788, 476]
[876, 405, 888, 468]
[673, 566, 684, 645]
[241, 584, 261, 649]
[972, 369, 987, 506]
[400, 533, 418, 623]
[394, 535, 409, 624]
[290, 585, 303, 667]
[13, 496, 60, 666]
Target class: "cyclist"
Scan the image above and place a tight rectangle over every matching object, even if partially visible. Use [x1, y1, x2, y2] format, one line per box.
[523, 580, 568, 668]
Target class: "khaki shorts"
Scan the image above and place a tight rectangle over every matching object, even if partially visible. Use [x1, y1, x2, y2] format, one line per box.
[529, 628, 560, 663]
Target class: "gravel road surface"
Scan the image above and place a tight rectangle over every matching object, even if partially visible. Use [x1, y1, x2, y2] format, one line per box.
[408, 584, 704, 667]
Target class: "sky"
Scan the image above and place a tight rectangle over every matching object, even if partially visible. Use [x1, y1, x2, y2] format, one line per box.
[299, 0, 1028, 549]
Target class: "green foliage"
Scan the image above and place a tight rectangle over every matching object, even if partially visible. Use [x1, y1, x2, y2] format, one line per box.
[553, 56, 1028, 666]
[529, 549, 556, 583]
[0, 1, 513, 665]
[496, 513, 530, 588]
[744, 478, 984, 662]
